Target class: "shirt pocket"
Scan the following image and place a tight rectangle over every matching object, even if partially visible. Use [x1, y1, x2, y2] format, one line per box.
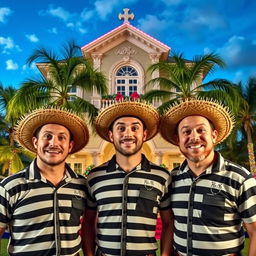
[201, 194, 225, 222]
[69, 197, 86, 225]
[135, 188, 158, 218]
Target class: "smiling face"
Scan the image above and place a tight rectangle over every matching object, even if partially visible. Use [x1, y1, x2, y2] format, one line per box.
[176, 115, 218, 165]
[32, 124, 74, 167]
[108, 116, 147, 157]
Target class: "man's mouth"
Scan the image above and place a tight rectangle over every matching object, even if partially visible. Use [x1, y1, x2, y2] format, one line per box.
[121, 139, 135, 145]
[189, 144, 201, 149]
[187, 144, 204, 149]
[45, 149, 62, 154]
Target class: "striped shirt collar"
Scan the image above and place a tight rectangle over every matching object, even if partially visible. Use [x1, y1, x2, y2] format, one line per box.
[178, 151, 225, 174]
[25, 158, 79, 181]
[107, 154, 151, 172]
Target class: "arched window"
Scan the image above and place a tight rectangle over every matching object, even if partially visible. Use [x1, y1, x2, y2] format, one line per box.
[115, 66, 138, 96]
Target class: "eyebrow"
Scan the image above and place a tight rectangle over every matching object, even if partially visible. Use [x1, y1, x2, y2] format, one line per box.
[180, 123, 207, 129]
[114, 121, 142, 126]
[42, 130, 69, 135]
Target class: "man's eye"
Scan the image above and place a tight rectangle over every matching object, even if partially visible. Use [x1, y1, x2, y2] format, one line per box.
[59, 136, 66, 141]
[183, 130, 191, 135]
[131, 126, 138, 132]
[118, 127, 125, 132]
[197, 128, 206, 133]
[45, 134, 52, 140]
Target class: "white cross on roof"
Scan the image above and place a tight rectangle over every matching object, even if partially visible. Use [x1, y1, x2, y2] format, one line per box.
[118, 8, 135, 23]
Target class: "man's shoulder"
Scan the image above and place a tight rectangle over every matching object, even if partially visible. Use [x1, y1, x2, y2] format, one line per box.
[149, 162, 168, 171]
[87, 161, 109, 176]
[0, 168, 28, 190]
[223, 159, 253, 180]
[148, 162, 171, 176]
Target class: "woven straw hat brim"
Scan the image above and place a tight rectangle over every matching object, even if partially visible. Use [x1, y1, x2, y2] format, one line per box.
[15, 108, 89, 154]
[160, 99, 234, 145]
[95, 101, 160, 141]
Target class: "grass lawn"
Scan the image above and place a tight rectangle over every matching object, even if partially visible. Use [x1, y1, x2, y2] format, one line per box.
[0, 238, 249, 255]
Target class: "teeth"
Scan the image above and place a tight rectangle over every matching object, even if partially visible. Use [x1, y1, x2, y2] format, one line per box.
[190, 145, 201, 149]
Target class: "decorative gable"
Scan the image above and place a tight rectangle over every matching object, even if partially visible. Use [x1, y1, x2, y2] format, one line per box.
[81, 22, 170, 61]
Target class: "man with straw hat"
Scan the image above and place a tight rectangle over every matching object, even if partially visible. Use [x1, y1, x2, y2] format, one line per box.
[83, 101, 173, 256]
[0, 108, 89, 256]
[160, 98, 256, 256]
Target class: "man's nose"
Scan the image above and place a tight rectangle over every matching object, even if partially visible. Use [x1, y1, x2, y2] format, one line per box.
[190, 130, 200, 141]
[124, 127, 132, 136]
[49, 136, 58, 146]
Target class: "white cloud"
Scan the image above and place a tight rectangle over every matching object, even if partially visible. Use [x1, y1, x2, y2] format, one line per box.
[80, 8, 94, 21]
[66, 22, 75, 28]
[30, 62, 37, 70]
[94, 0, 137, 20]
[78, 27, 87, 34]
[94, 0, 117, 20]
[0, 36, 21, 53]
[26, 34, 39, 43]
[47, 6, 71, 21]
[48, 27, 58, 34]
[41, 5, 89, 34]
[231, 68, 256, 84]
[182, 7, 227, 31]
[137, 15, 169, 34]
[22, 62, 37, 71]
[6, 59, 18, 70]
[218, 36, 256, 67]
[203, 47, 212, 55]
[0, 36, 14, 50]
[160, 0, 183, 5]
[0, 7, 12, 23]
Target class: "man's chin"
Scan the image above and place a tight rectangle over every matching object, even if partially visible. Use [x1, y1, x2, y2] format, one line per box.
[45, 161, 65, 166]
[40, 157, 66, 166]
[186, 154, 206, 163]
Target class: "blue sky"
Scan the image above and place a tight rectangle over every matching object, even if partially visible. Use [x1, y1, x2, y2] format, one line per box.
[0, 0, 256, 89]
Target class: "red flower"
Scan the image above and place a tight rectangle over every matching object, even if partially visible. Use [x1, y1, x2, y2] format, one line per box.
[130, 91, 140, 100]
[115, 92, 124, 102]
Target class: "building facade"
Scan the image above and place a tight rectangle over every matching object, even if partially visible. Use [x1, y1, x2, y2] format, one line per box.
[38, 9, 186, 174]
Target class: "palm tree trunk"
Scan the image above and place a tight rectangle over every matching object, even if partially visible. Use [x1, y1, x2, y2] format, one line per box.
[245, 127, 256, 174]
[247, 143, 256, 174]
[8, 128, 14, 175]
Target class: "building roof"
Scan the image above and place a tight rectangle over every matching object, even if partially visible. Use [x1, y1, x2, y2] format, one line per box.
[81, 22, 171, 60]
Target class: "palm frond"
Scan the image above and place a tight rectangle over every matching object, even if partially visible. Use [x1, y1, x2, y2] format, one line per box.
[143, 90, 175, 102]
[67, 98, 98, 124]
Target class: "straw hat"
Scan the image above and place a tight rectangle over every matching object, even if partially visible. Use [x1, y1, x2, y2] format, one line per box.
[160, 99, 234, 145]
[15, 108, 89, 153]
[95, 101, 160, 141]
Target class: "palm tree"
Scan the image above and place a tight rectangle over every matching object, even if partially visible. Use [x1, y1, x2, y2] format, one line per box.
[223, 77, 256, 174]
[143, 52, 237, 114]
[0, 83, 34, 175]
[7, 40, 108, 122]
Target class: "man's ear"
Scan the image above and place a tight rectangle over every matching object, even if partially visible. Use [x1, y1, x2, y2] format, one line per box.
[174, 134, 179, 145]
[143, 130, 148, 142]
[32, 137, 38, 150]
[68, 140, 74, 153]
[212, 130, 218, 144]
[108, 130, 114, 142]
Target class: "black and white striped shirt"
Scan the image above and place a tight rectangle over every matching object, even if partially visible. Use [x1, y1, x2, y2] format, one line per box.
[0, 159, 86, 256]
[86, 154, 171, 256]
[170, 151, 256, 256]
